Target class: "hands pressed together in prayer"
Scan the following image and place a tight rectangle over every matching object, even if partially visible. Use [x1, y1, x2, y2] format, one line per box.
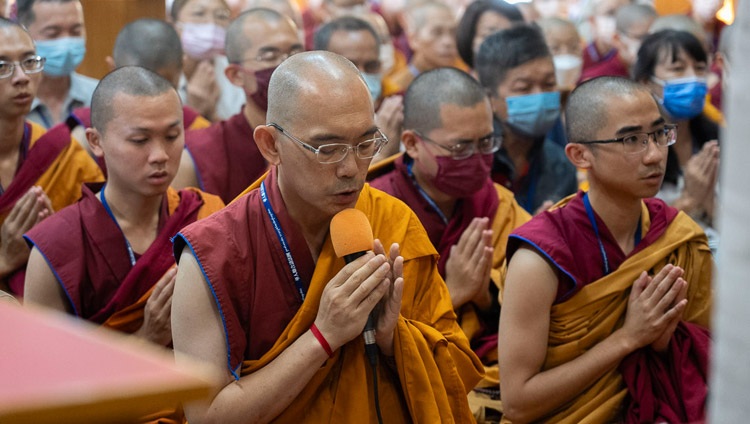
[186, 60, 220, 122]
[0, 186, 53, 277]
[678, 140, 720, 223]
[314, 240, 404, 357]
[445, 217, 494, 310]
[135, 267, 177, 346]
[374, 95, 404, 161]
[619, 264, 688, 353]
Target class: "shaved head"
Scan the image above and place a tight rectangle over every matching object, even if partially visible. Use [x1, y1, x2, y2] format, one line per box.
[112, 19, 182, 72]
[404, 0, 451, 34]
[239, 0, 301, 26]
[565, 76, 656, 144]
[91, 66, 177, 133]
[267, 51, 370, 129]
[0, 16, 29, 32]
[225, 7, 292, 63]
[404, 67, 489, 134]
[615, 3, 656, 34]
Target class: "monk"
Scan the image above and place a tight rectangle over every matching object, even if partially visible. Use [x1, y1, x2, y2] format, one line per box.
[369, 67, 529, 421]
[23, 67, 223, 349]
[172, 51, 483, 423]
[66, 18, 210, 173]
[172, 8, 303, 203]
[498, 77, 712, 423]
[0, 18, 103, 295]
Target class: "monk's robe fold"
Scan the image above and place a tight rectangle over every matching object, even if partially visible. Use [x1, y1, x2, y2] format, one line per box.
[68, 106, 210, 175]
[24, 184, 222, 424]
[175, 167, 483, 423]
[184, 110, 268, 203]
[2, 121, 104, 294]
[503, 192, 712, 423]
[369, 154, 530, 387]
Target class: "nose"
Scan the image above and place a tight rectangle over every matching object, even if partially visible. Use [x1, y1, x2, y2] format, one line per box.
[642, 134, 666, 164]
[149, 140, 170, 164]
[11, 64, 30, 84]
[335, 147, 360, 178]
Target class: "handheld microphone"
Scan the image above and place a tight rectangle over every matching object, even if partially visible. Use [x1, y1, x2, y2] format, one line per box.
[330, 208, 378, 362]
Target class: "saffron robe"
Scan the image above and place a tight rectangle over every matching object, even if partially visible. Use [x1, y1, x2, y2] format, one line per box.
[369, 154, 530, 369]
[184, 110, 268, 203]
[174, 168, 484, 423]
[503, 192, 713, 423]
[3, 122, 104, 294]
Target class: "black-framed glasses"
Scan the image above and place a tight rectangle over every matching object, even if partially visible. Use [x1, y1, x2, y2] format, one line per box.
[268, 123, 389, 164]
[414, 131, 500, 160]
[0, 56, 45, 79]
[575, 124, 678, 155]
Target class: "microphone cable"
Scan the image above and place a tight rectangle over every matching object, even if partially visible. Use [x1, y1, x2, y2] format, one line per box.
[364, 315, 384, 424]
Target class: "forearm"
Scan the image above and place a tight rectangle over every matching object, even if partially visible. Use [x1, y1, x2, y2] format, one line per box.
[502, 329, 635, 423]
[193, 330, 329, 424]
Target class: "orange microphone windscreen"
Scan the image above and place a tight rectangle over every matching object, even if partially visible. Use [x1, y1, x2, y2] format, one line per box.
[330, 208, 374, 258]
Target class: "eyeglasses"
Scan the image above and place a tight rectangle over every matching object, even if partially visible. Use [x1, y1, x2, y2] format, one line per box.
[268, 123, 389, 164]
[251, 46, 305, 65]
[414, 131, 500, 160]
[0, 56, 45, 79]
[575, 124, 678, 155]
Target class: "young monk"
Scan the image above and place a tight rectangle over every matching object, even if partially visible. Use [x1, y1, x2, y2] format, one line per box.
[23, 66, 223, 349]
[368, 67, 530, 421]
[171, 51, 483, 423]
[0, 17, 103, 295]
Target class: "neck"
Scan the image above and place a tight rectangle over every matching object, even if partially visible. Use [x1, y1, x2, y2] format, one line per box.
[593, 39, 612, 56]
[243, 100, 266, 129]
[410, 55, 430, 74]
[37, 74, 71, 101]
[674, 120, 692, 167]
[102, 183, 163, 229]
[587, 186, 642, 254]
[0, 116, 26, 157]
[412, 161, 456, 218]
[276, 170, 329, 262]
[503, 127, 534, 172]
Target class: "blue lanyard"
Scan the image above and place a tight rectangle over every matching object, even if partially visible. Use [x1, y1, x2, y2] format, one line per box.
[260, 181, 306, 302]
[583, 192, 641, 276]
[99, 184, 137, 267]
[407, 160, 448, 224]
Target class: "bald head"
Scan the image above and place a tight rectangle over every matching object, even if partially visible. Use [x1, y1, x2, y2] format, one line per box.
[112, 19, 182, 75]
[615, 3, 656, 34]
[565, 76, 656, 144]
[404, 67, 489, 134]
[267, 51, 369, 127]
[225, 7, 293, 63]
[404, 0, 450, 33]
[91, 66, 177, 133]
[239, 0, 301, 25]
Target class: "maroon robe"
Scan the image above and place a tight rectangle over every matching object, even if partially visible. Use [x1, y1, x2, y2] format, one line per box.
[580, 42, 630, 82]
[184, 110, 267, 203]
[24, 183, 210, 324]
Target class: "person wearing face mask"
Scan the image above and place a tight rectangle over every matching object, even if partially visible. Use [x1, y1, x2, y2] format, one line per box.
[580, 0, 632, 81]
[635, 29, 720, 249]
[16, 0, 98, 129]
[354, 11, 408, 96]
[537, 17, 584, 92]
[171, 0, 245, 121]
[476, 25, 578, 214]
[368, 68, 530, 422]
[172, 8, 304, 203]
[610, 3, 657, 73]
[313, 16, 403, 161]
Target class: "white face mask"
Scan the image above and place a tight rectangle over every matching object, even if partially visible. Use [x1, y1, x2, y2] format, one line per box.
[553, 54, 583, 89]
[379, 43, 396, 74]
[594, 15, 616, 44]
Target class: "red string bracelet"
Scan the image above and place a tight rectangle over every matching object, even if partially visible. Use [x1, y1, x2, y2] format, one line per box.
[310, 323, 334, 358]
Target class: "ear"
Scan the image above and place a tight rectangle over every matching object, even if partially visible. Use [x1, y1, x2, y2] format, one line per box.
[224, 63, 245, 87]
[565, 142, 592, 169]
[104, 56, 116, 72]
[86, 127, 105, 158]
[401, 130, 420, 158]
[254, 125, 281, 165]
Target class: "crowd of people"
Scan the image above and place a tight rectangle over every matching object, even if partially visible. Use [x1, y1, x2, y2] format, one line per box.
[0, 0, 730, 422]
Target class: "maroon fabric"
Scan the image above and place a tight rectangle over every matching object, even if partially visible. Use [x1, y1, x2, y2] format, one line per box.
[24, 184, 205, 323]
[0, 123, 69, 215]
[619, 321, 710, 423]
[580, 42, 630, 82]
[508, 191, 679, 303]
[370, 155, 499, 275]
[184, 110, 267, 203]
[174, 168, 314, 372]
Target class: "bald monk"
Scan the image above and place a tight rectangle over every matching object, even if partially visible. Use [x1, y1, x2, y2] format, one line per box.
[24, 67, 223, 364]
[66, 18, 211, 173]
[0, 18, 103, 295]
[172, 51, 483, 423]
[499, 77, 712, 423]
[369, 68, 529, 420]
[172, 8, 303, 203]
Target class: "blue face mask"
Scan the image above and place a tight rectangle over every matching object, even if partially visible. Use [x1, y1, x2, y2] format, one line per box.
[35, 37, 86, 77]
[362, 72, 382, 103]
[504, 91, 561, 138]
[653, 76, 707, 120]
